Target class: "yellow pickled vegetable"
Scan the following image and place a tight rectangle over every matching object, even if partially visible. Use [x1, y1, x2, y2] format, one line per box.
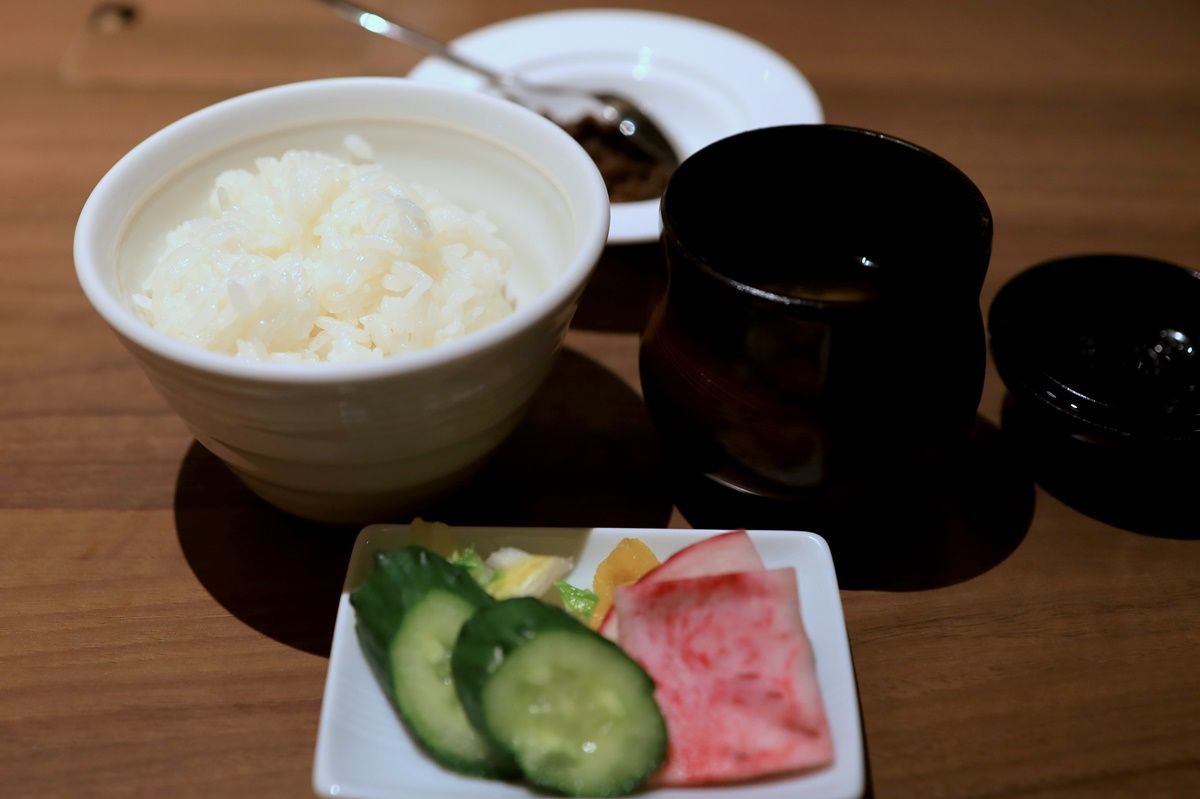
[406, 518, 458, 555]
[486, 547, 573, 600]
[589, 537, 659, 628]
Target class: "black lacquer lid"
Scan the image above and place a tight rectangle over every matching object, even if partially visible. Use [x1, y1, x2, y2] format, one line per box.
[989, 254, 1200, 448]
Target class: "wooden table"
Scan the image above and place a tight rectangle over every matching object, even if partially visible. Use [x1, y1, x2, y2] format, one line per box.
[2, 1, 1197, 796]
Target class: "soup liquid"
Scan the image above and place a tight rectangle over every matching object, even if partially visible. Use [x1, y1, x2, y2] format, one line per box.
[734, 255, 887, 303]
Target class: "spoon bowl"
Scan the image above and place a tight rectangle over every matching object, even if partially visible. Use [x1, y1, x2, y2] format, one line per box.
[321, 0, 680, 173]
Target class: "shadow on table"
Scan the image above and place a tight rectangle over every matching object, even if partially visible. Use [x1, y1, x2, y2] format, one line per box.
[422, 349, 672, 527]
[667, 417, 1036, 591]
[174, 348, 672, 656]
[571, 242, 666, 333]
[173, 447, 358, 657]
[1000, 397, 1200, 540]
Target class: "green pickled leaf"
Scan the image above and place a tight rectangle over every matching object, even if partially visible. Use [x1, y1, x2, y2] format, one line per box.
[554, 580, 598, 621]
[449, 546, 494, 587]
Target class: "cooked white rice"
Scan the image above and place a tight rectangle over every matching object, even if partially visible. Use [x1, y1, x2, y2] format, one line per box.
[132, 136, 514, 363]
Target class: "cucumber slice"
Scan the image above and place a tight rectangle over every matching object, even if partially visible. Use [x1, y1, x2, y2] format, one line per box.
[350, 547, 518, 778]
[453, 598, 667, 797]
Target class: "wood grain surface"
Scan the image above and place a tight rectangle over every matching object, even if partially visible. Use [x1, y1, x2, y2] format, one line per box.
[1, 1, 1198, 797]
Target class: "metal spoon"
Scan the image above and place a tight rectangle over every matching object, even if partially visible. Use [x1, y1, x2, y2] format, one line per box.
[319, 0, 680, 169]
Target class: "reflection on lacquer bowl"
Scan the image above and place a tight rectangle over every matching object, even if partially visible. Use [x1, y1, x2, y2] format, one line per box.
[75, 78, 609, 523]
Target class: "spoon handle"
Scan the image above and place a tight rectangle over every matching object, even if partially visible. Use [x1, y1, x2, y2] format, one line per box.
[318, 0, 513, 88]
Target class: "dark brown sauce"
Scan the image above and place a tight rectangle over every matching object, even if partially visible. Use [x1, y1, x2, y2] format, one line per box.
[560, 115, 674, 203]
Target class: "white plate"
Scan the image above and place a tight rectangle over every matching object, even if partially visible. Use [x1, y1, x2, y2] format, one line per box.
[406, 10, 824, 244]
[314, 526, 864, 799]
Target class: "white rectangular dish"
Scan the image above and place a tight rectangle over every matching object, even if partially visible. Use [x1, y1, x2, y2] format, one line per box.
[314, 525, 864, 799]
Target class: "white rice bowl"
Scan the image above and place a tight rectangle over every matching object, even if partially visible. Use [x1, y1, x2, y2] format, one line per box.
[75, 78, 610, 521]
[132, 139, 515, 363]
